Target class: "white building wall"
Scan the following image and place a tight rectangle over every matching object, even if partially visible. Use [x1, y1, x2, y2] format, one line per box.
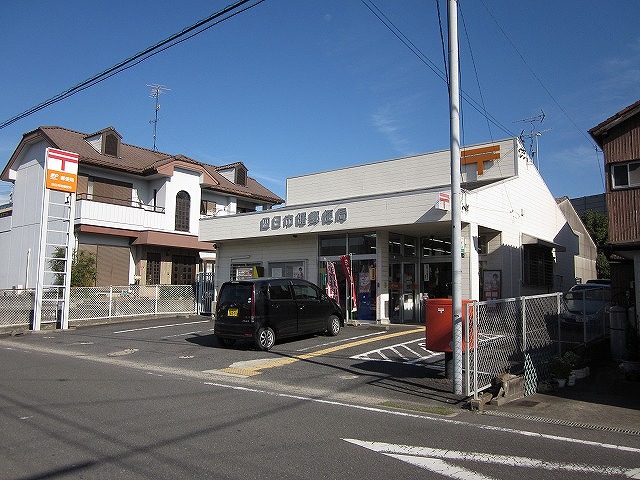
[216, 236, 318, 285]
[2, 142, 47, 289]
[286, 138, 518, 206]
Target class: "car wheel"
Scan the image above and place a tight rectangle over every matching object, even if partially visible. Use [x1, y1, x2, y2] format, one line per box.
[255, 327, 276, 351]
[217, 336, 235, 348]
[327, 315, 341, 336]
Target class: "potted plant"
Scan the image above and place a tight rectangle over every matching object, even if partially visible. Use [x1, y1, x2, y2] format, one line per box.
[549, 356, 571, 387]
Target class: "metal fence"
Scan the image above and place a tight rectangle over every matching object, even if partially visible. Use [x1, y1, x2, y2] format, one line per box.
[0, 288, 35, 327]
[69, 285, 197, 322]
[465, 289, 610, 398]
[0, 284, 198, 329]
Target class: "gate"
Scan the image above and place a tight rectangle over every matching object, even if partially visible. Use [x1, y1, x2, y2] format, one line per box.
[196, 272, 216, 315]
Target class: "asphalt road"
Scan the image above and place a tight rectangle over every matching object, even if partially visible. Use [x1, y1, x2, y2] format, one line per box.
[1, 316, 639, 479]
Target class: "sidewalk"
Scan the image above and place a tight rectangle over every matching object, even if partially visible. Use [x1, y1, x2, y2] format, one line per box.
[480, 360, 640, 433]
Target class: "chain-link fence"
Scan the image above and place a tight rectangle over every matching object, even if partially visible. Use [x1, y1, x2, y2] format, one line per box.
[0, 288, 35, 328]
[465, 291, 611, 398]
[69, 285, 196, 322]
[0, 285, 197, 330]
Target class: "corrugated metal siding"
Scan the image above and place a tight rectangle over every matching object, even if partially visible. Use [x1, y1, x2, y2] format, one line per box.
[602, 115, 640, 163]
[607, 190, 640, 243]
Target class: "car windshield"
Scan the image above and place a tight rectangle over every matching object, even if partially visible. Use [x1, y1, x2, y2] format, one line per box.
[219, 284, 252, 305]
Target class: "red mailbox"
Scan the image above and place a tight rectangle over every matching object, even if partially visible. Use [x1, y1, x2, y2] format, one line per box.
[424, 298, 473, 352]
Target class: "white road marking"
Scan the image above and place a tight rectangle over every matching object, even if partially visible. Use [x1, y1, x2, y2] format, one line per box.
[201, 380, 640, 454]
[351, 338, 443, 365]
[294, 331, 387, 352]
[161, 329, 212, 339]
[113, 320, 210, 334]
[3, 338, 639, 456]
[343, 439, 640, 478]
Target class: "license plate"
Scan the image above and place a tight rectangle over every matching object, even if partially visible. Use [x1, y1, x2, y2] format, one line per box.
[228, 308, 238, 317]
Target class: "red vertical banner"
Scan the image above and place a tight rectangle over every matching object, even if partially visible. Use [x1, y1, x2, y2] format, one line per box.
[325, 261, 340, 305]
[340, 254, 357, 312]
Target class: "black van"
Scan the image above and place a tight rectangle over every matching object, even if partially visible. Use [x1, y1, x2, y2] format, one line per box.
[214, 278, 344, 350]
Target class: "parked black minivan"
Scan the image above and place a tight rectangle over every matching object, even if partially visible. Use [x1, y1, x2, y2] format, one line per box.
[214, 278, 344, 350]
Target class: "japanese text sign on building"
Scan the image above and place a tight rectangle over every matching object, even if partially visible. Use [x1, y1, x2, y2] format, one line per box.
[45, 148, 79, 193]
[259, 207, 347, 232]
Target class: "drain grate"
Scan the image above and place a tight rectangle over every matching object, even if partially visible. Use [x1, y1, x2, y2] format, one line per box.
[483, 410, 640, 436]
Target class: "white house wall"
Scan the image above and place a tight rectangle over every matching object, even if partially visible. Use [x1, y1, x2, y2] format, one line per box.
[166, 168, 202, 235]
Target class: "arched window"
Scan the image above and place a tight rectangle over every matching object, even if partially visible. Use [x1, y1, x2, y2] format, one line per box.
[175, 191, 190, 232]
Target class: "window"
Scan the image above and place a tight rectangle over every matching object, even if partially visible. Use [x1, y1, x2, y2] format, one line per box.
[200, 199, 216, 216]
[389, 234, 402, 256]
[146, 252, 161, 285]
[77, 176, 133, 206]
[269, 261, 304, 279]
[104, 133, 119, 156]
[348, 233, 376, 255]
[611, 161, 640, 189]
[523, 245, 553, 287]
[320, 235, 347, 256]
[268, 282, 293, 300]
[236, 167, 247, 186]
[421, 236, 452, 257]
[292, 283, 320, 300]
[175, 191, 190, 231]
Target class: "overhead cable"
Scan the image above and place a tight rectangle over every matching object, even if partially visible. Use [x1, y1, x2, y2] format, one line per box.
[0, 0, 267, 130]
[361, 0, 515, 139]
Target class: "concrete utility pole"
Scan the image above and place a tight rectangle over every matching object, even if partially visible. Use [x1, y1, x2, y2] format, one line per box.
[447, 0, 463, 395]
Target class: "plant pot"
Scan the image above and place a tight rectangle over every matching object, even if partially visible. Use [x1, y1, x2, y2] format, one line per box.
[572, 367, 590, 379]
[556, 378, 567, 388]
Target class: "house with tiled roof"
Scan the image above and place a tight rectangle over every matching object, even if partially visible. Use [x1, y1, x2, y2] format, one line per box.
[0, 126, 283, 289]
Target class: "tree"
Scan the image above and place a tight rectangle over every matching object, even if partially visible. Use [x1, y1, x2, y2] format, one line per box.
[71, 250, 97, 287]
[581, 210, 610, 279]
[50, 248, 97, 287]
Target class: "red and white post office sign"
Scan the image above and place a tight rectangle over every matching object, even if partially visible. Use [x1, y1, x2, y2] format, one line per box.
[436, 191, 450, 211]
[45, 148, 79, 193]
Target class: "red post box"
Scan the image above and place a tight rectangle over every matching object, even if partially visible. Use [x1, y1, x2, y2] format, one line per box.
[424, 298, 473, 352]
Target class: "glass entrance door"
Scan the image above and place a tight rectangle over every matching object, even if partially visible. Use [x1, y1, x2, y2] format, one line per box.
[421, 262, 452, 299]
[402, 263, 416, 323]
[389, 262, 418, 324]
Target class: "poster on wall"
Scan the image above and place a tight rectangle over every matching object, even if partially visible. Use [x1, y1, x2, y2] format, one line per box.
[483, 270, 501, 301]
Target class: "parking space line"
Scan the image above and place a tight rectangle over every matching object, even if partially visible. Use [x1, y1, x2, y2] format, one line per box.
[113, 320, 210, 334]
[218, 327, 424, 377]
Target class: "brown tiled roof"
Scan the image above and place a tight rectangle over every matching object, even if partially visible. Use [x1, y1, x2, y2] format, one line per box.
[3, 126, 284, 204]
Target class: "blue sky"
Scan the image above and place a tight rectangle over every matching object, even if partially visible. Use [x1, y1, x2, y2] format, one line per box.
[1, 0, 639, 205]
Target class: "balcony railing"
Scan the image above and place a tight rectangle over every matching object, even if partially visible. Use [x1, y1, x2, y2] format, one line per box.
[76, 195, 167, 231]
[76, 193, 165, 213]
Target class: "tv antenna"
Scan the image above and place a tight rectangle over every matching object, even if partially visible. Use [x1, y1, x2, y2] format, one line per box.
[515, 109, 551, 171]
[147, 84, 170, 150]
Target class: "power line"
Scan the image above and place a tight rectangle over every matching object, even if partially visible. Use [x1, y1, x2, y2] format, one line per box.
[361, 0, 515, 139]
[0, 0, 267, 130]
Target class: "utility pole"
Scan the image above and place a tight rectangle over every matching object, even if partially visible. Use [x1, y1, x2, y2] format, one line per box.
[448, 0, 463, 395]
[147, 84, 170, 151]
